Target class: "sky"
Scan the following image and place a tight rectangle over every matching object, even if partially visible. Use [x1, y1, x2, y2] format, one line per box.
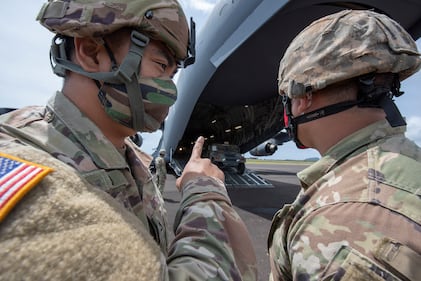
[1, 0, 420, 160]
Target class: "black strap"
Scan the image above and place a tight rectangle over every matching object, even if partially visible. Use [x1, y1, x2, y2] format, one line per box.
[379, 95, 406, 127]
[293, 100, 360, 125]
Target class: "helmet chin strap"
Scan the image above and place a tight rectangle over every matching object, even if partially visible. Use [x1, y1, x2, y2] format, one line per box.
[50, 30, 150, 131]
[293, 100, 360, 125]
[143, 113, 162, 132]
[283, 75, 406, 149]
[283, 96, 360, 149]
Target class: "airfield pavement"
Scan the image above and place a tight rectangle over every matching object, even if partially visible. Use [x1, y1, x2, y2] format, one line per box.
[162, 161, 310, 281]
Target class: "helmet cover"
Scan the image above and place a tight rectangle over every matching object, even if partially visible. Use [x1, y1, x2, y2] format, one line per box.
[37, 0, 190, 62]
[278, 9, 421, 98]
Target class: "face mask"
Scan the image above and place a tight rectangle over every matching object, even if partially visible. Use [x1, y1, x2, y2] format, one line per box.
[98, 76, 177, 132]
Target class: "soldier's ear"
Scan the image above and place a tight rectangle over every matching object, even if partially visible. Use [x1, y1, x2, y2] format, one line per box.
[294, 98, 307, 115]
[73, 37, 103, 72]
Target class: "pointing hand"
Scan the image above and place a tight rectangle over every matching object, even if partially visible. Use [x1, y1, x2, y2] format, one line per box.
[176, 136, 224, 191]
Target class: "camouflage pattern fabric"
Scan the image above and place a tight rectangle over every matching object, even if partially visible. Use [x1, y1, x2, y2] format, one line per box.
[0, 140, 164, 281]
[37, 0, 189, 61]
[170, 176, 258, 281]
[268, 120, 421, 280]
[0, 91, 257, 280]
[155, 155, 167, 194]
[278, 10, 421, 98]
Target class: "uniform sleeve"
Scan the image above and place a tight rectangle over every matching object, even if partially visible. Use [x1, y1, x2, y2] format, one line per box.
[167, 176, 257, 281]
[0, 144, 165, 281]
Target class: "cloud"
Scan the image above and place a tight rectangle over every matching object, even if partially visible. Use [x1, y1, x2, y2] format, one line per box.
[406, 116, 421, 145]
[180, 0, 217, 13]
[191, 0, 217, 12]
[141, 131, 163, 155]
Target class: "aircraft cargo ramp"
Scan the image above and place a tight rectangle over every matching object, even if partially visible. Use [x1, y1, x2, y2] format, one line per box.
[224, 168, 273, 187]
[170, 158, 273, 188]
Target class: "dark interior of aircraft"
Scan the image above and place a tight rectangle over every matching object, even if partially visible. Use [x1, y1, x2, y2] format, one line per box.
[178, 96, 284, 155]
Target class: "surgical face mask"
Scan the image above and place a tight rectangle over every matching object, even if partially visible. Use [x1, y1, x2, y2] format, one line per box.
[98, 76, 177, 132]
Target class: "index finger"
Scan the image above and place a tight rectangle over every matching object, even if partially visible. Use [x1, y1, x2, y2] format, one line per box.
[190, 136, 204, 160]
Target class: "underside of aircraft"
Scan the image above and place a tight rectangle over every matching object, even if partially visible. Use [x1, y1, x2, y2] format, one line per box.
[162, 0, 421, 167]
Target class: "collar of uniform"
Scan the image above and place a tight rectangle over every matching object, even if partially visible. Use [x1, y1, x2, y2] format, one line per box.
[297, 120, 406, 189]
[47, 91, 128, 169]
[124, 138, 153, 168]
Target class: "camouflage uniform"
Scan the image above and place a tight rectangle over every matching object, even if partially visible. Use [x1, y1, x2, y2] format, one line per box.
[268, 120, 421, 280]
[270, 10, 421, 280]
[155, 154, 167, 194]
[0, 92, 257, 280]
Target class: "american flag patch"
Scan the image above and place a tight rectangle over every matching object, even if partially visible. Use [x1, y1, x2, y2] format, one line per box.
[0, 152, 53, 222]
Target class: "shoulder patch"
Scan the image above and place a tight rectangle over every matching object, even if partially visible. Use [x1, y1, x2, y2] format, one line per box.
[0, 152, 53, 222]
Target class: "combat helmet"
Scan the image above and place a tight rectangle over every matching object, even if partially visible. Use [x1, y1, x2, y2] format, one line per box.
[278, 9, 420, 98]
[36, 0, 196, 132]
[37, 0, 195, 67]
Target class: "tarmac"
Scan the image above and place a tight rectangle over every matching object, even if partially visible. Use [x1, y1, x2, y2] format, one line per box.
[162, 162, 309, 281]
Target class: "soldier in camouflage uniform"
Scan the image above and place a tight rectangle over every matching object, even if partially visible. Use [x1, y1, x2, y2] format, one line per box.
[268, 10, 421, 280]
[155, 149, 167, 194]
[0, 0, 257, 280]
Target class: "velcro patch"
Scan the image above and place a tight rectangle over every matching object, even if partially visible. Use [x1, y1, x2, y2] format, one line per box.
[0, 152, 53, 222]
